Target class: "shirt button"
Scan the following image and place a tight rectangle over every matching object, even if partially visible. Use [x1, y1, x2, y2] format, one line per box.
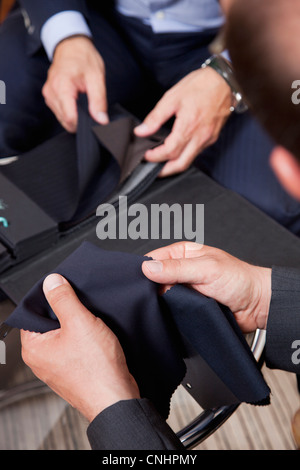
[155, 11, 165, 20]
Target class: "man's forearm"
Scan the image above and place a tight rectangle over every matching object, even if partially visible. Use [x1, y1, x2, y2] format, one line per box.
[41, 11, 92, 60]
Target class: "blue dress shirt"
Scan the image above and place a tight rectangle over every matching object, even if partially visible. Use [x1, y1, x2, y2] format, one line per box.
[41, 0, 225, 60]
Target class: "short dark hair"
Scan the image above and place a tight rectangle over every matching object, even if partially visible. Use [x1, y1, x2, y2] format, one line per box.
[225, 0, 300, 162]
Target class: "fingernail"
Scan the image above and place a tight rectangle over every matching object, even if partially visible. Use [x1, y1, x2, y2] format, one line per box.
[185, 243, 203, 251]
[43, 274, 66, 293]
[96, 112, 109, 125]
[24, 331, 41, 339]
[144, 260, 163, 273]
[135, 123, 149, 134]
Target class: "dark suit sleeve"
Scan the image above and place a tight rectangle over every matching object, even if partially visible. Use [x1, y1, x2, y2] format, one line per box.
[18, 0, 87, 31]
[17, 0, 88, 53]
[265, 266, 300, 374]
[87, 399, 185, 450]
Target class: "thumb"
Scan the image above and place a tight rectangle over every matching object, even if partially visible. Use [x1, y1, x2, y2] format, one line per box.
[142, 258, 204, 286]
[43, 274, 93, 331]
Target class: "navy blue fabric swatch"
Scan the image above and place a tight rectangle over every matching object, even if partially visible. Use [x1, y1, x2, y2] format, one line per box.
[5, 242, 185, 419]
[4, 242, 270, 417]
[163, 286, 270, 405]
[1, 108, 117, 226]
[1, 100, 163, 229]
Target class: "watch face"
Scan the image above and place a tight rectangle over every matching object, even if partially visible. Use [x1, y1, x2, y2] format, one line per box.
[235, 101, 249, 114]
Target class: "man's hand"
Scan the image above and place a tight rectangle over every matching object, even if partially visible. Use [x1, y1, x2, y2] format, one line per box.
[42, 36, 109, 133]
[21, 274, 140, 423]
[134, 67, 232, 177]
[142, 242, 272, 333]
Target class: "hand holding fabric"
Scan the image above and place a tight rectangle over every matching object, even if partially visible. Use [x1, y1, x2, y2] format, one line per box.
[142, 242, 272, 334]
[134, 67, 232, 177]
[8, 242, 270, 413]
[21, 273, 140, 423]
[42, 36, 109, 133]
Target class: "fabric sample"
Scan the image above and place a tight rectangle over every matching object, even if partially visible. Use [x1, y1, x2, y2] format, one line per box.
[0, 100, 164, 273]
[1, 100, 164, 228]
[3, 242, 270, 418]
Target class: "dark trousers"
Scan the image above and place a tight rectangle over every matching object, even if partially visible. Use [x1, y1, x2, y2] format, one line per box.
[1, 5, 300, 234]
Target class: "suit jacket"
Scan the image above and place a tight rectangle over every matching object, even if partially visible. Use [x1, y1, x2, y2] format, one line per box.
[265, 266, 300, 374]
[87, 399, 184, 450]
[18, 0, 222, 55]
[17, 0, 114, 54]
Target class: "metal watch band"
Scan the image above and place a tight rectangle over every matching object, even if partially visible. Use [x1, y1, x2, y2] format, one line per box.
[202, 54, 248, 114]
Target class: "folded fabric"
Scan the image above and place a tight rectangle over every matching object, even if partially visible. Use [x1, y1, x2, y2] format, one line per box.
[3, 242, 270, 418]
[163, 286, 270, 405]
[0, 98, 164, 228]
[0, 99, 164, 274]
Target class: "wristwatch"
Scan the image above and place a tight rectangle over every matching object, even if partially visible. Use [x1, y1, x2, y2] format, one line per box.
[202, 54, 249, 114]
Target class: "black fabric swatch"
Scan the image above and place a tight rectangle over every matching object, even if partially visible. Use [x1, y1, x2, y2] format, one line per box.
[0, 100, 164, 274]
[4, 242, 270, 418]
[0, 100, 164, 228]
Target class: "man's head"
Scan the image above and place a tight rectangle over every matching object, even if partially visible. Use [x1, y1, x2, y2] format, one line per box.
[225, 0, 300, 199]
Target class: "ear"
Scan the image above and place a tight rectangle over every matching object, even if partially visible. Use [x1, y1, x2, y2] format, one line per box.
[219, 0, 234, 15]
[270, 146, 300, 200]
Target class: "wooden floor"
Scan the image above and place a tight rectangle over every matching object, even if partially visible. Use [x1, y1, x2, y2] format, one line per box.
[0, 360, 298, 450]
[168, 366, 300, 450]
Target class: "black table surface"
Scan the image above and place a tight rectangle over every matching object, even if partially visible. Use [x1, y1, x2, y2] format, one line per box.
[1, 167, 300, 305]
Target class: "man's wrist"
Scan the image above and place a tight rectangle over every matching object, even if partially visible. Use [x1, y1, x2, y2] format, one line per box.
[202, 54, 248, 113]
[252, 267, 272, 331]
[78, 374, 141, 423]
[53, 35, 94, 60]
[82, 391, 141, 424]
[41, 11, 92, 61]
[248, 265, 272, 330]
